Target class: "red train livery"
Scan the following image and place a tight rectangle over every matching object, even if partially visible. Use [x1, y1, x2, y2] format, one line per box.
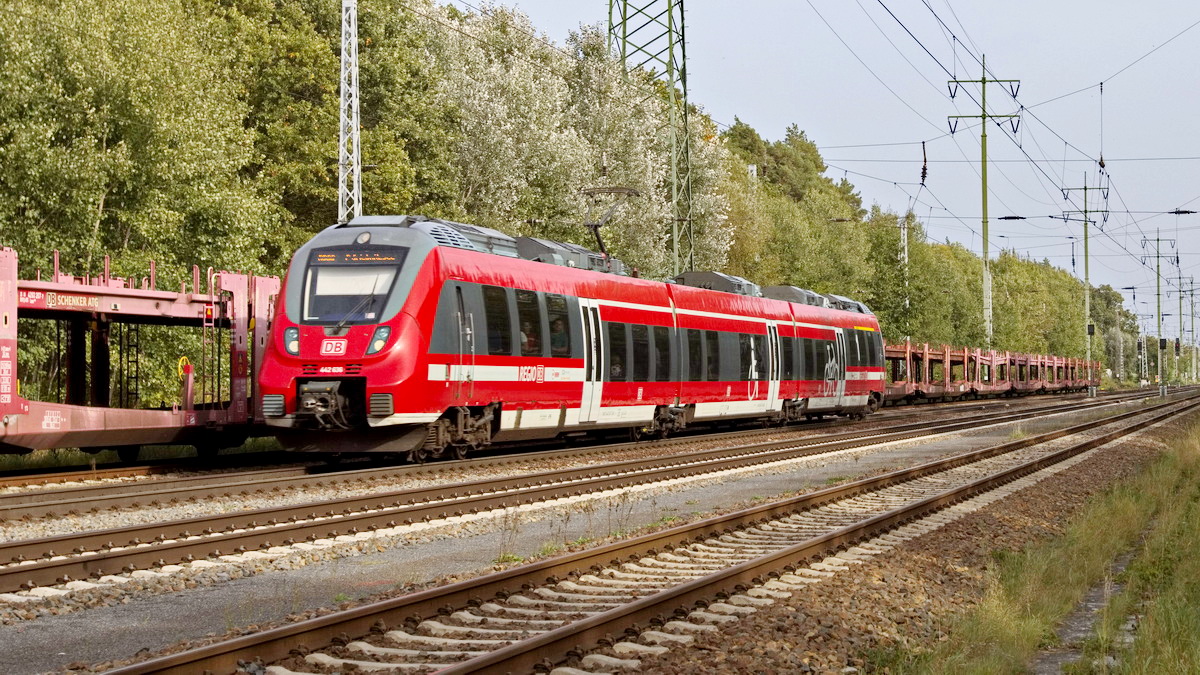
[259, 216, 885, 459]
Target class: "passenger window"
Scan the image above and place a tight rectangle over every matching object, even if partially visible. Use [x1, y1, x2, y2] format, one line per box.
[515, 290, 543, 357]
[779, 337, 790, 380]
[482, 285, 512, 356]
[546, 294, 571, 357]
[705, 330, 720, 381]
[738, 334, 752, 381]
[606, 323, 628, 381]
[687, 329, 702, 381]
[812, 340, 827, 379]
[750, 334, 765, 380]
[802, 338, 815, 378]
[631, 325, 650, 381]
[653, 326, 671, 382]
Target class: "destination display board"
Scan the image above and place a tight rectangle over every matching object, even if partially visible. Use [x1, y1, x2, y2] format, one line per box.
[310, 246, 406, 265]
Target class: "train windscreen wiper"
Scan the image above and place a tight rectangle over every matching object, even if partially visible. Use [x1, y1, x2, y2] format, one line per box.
[332, 276, 381, 333]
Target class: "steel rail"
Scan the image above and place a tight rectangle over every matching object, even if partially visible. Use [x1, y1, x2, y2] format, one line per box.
[0, 387, 1163, 494]
[0, 394, 1161, 592]
[0, 392, 1150, 519]
[0, 451, 301, 490]
[100, 396, 1200, 675]
[447, 396, 1200, 675]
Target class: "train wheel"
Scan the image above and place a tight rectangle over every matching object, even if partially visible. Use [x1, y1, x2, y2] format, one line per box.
[407, 447, 433, 464]
[450, 444, 470, 461]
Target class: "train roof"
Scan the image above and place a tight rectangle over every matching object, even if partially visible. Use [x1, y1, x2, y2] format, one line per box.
[336, 215, 873, 319]
[342, 215, 628, 275]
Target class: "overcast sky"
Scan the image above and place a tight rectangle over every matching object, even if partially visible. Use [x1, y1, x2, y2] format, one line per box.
[454, 0, 1200, 339]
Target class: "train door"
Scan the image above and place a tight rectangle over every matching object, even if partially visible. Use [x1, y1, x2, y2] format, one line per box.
[766, 323, 781, 411]
[833, 329, 848, 406]
[454, 286, 475, 399]
[578, 298, 604, 423]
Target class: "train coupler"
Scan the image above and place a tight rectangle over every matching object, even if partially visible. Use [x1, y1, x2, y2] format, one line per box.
[297, 381, 353, 430]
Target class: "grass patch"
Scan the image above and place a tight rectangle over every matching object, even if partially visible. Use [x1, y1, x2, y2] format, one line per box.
[535, 541, 561, 557]
[493, 552, 523, 565]
[1110, 435, 1200, 672]
[885, 419, 1200, 673]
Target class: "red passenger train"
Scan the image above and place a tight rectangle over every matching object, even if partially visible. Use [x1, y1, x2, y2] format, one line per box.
[259, 216, 886, 459]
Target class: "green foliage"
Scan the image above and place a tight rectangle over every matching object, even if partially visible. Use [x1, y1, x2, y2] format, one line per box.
[0, 0, 1130, 412]
[0, 0, 275, 281]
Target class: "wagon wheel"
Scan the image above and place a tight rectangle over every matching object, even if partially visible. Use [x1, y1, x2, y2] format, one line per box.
[449, 444, 471, 461]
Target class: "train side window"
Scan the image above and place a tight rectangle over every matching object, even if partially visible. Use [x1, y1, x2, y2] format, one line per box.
[846, 331, 861, 367]
[751, 334, 765, 380]
[515, 290, 544, 357]
[653, 326, 671, 382]
[704, 330, 721, 381]
[428, 282, 459, 354]
[801, 338, 814, 378]
[738, 334, 753, 381]
[796, 338, 806, 378]
[482, 285, 513, 356]
[631, 324, 650, 381]
[546, 294, 572, 357]
[719, 331, 740, 382]
[813, 340, 828, 380]
[605, 322, 629, 381]
[781, 336, 795, 380]
[687, 329, 703, 381]
[872, 332, 884, 367]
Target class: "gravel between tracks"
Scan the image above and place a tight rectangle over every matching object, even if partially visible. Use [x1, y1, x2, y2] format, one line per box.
[633, 417, 1184, 675]
[0, 399, 1170, 673]
[0, 400, 1121, 545]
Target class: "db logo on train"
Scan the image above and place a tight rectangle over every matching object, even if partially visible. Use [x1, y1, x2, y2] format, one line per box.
[320, 339, 348, 356]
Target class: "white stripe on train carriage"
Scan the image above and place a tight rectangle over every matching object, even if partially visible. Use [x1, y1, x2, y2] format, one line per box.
[427, 364, 586, 383]
[500, 408, 565, 430]
[693, 399, 773, 418]
[845, 371, 886, 381]
[595, 404, 657, 424]
[367, 412, 442, 427]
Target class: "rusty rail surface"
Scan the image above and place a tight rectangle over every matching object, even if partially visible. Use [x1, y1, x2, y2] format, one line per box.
[97, 395, 1199, 675]
[0, 393, 1159, 593]
[0, 391, 1151, 520]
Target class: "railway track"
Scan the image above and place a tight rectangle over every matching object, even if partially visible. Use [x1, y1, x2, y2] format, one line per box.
[0, 391, 1162, 596]
[101, 391, 1200, 674]
[0, 388, 1147, 495]
[0, 390, 1151, 519]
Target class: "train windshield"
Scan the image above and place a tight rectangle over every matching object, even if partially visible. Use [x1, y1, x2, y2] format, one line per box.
[301, 246, 408, 325]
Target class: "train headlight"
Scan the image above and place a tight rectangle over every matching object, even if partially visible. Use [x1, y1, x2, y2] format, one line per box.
[284, 327, 300, 355]
[366, 326, 391, 355]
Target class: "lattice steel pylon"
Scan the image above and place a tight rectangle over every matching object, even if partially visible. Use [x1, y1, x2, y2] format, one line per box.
[338, 0, 362, 224]
[608, 0, 693, 275]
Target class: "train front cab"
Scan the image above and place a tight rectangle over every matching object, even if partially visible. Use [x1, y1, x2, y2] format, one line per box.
[259, 221, 440, 449]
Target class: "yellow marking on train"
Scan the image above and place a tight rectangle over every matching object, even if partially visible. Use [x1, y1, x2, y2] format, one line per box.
[854, 326, 876, 331]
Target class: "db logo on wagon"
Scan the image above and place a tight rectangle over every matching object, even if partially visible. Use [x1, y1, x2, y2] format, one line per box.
[320, 339, 348, 356]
